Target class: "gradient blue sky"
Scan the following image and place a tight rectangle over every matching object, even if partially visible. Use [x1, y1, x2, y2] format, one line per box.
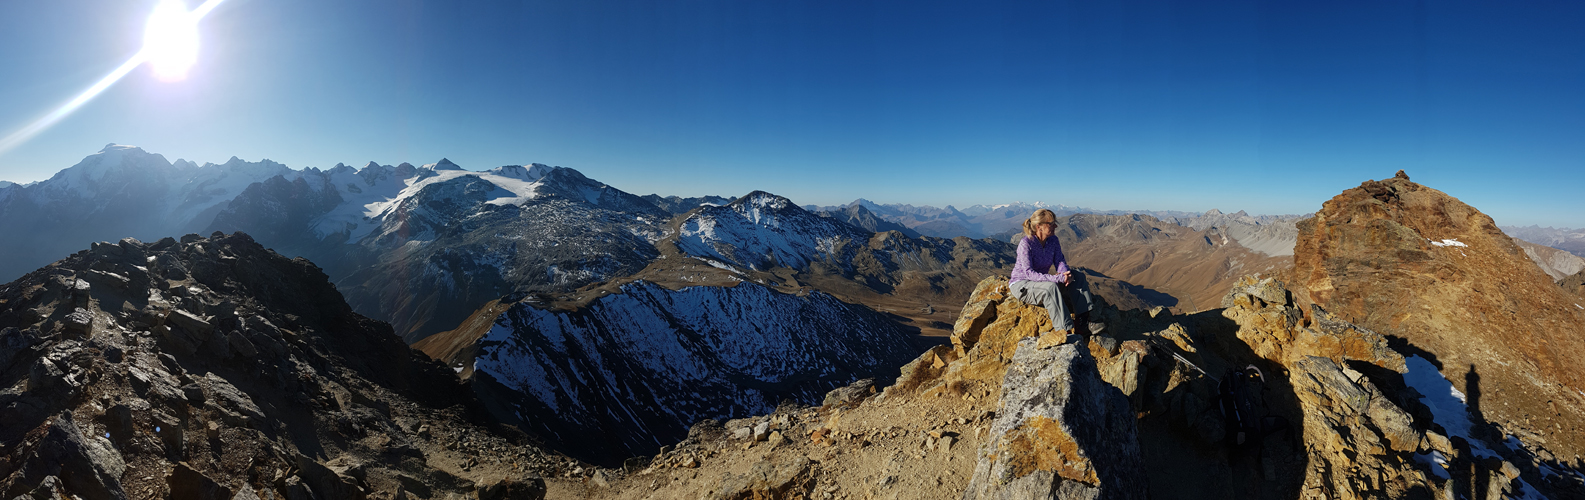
[1, 0, 1581, 227]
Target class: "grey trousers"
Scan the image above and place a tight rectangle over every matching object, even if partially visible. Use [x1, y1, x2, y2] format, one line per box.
[1010, 273, 1094, 332]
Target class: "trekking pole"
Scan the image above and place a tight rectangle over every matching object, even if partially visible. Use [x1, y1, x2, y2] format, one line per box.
[1141, 336, 1219, 384]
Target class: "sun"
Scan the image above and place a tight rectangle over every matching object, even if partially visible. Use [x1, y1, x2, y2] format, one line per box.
[143, 0, 200, 81]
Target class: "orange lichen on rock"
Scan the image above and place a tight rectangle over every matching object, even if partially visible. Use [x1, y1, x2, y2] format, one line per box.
[1000, 416, 1098, 484]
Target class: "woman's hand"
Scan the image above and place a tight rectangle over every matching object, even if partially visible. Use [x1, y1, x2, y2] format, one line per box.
[1057, 270, 1071, 284]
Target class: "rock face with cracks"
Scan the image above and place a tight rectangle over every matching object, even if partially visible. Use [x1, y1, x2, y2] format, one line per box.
[961, 340, 1146, 500]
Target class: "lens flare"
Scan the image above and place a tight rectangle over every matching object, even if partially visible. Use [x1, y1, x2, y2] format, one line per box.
[0, 0, 225, 158]
[144, 0, 200, 81]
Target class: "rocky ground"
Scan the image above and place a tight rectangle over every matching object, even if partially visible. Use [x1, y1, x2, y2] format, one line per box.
[0, 233, 575, 499]
[1294, 170, 1585, 465]
[536, 274, 1585, 499]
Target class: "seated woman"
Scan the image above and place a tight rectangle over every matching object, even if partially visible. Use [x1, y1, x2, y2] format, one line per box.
[1010, 209, 1096, 338]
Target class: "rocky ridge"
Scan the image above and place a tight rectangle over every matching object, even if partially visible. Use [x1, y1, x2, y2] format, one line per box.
[1295, 170, 1585, 463]
[641, 194, 734, 215]
[814, 204, 921, 238]
[0, 233, 570, 499]
[538, 271, 1585, 499]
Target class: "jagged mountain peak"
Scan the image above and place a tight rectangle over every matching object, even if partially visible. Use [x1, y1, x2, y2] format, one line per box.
[678, 191, 873, 271]
[48, 145, 173, 187]
[428, 158, 464, 171]
[486, 163, 555, 181]
[732, 190, 796, 209]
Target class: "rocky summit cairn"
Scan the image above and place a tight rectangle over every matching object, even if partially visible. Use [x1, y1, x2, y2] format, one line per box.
[0, 232, 556, 499]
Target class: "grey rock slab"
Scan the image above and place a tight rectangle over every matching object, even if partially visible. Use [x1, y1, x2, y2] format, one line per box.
[962, 340, 1146, 500]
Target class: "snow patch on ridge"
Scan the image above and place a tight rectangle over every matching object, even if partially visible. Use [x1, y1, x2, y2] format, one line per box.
[1430, 238, 1468, 247]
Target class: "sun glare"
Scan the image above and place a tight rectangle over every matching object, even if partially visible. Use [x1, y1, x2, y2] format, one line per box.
[144, 0, 200, 81]
[0, 0, 224, 157]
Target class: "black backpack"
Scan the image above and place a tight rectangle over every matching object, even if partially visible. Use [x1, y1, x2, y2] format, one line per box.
[1218, 365, 1287, 446]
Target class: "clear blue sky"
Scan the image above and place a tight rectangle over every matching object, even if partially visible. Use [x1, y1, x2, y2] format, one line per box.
[1, 0, 1581, 227]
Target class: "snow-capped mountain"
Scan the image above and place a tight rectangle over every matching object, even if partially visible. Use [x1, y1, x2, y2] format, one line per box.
[0, 144, 294, 282]
[677, 191, 874, 271]
[208, 159, 672, 342]
[675, 191, 1020, 300]
[642, 194, 734, 214]
[470, 280, 922, 464]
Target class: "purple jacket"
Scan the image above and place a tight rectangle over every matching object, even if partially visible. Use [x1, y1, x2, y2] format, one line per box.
[1011, 235, 1070, 284]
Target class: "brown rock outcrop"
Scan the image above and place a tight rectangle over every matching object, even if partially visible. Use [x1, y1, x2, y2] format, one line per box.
[1562, 269, 1585, 299]
[1221, 276, 1404, 372]
[1294, 172, 1585, 460]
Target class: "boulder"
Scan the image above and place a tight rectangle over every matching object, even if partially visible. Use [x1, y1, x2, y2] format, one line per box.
[962, 340, 1147, 500]
[167, 462, 231, 500]
[1221, 276, 1404, 373]
[822, 378, 875, 407]
[477, 477, 547, 500]
[1, 413, 128, 500]
[1290, 356, 1433, 499]
[716, 456, 813, 500]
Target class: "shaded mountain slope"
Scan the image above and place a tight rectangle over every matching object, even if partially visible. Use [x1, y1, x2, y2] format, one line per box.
[814, 203, 921, 238]
[464, 280, 923, 465]
[0, 145, 293, 283]
[1295, 170, 1585, 462]
[0, 232, 566, 498]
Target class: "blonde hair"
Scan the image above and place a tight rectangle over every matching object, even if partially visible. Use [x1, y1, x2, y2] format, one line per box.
[1021, 209, 1057, 238]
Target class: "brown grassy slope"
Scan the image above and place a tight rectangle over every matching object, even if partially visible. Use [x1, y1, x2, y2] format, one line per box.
[1294, 170, 1585, 459]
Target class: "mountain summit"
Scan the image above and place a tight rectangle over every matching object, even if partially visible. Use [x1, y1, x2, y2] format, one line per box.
[1294, 170, 1585, 460]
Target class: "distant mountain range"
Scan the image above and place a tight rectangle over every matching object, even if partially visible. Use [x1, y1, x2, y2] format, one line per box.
[1503, 225, 1585, 259]
[804, 199, 1312, 257]
[7, 148, 1585, 497]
